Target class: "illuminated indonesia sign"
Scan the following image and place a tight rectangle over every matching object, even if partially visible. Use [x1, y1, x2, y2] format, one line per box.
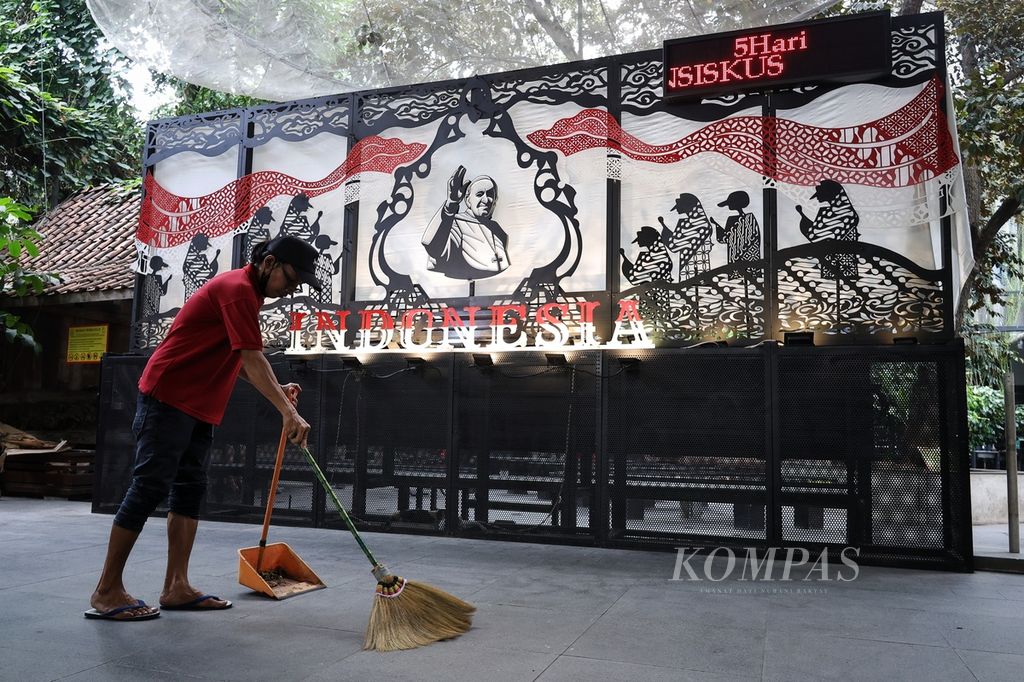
[285, 299, 653, 354]
[663, 11, 891, 102]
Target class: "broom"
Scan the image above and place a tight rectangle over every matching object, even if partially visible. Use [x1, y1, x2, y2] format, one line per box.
[299, 446, 475, 651]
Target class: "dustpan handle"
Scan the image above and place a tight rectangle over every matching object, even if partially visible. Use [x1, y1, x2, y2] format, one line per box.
[300, 446, 380, 568]
[256, 428, 289, 572]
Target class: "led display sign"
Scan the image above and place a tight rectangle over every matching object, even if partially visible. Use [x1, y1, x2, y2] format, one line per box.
[663, 11, 892, 102]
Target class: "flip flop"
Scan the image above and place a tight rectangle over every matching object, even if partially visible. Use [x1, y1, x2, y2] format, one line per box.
[84, 600, 161, 621]
[159, 594, 233, 611]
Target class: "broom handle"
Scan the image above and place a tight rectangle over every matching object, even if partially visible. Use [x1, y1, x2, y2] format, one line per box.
[300, 446, 380, 568]
[256, 428, 289, 572]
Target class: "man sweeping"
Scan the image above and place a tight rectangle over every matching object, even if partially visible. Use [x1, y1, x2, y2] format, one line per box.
[86, 235, 320, 621]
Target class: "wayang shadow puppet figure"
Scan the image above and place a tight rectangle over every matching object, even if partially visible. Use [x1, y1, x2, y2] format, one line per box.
[657, 192, 715, 282]
[620, 225, 673, 322]
[275, 194, 322, 242]
[182, 233, 220, 301]
[272, 194, 328, 297]
[620, 225, 672, 285]
[421, 165, 510, 286]
[715, 190, 761, 265]
[716, 190, 761, 335]
[311, 233, 340, 304]
[796, 179, 860, 279]
[141, 255, 172, 319]
[797, 179, 861, 328]
[244, 206, 274, 255]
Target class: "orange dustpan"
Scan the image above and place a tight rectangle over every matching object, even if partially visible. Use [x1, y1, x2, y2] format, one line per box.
[238, 428, 325, 599]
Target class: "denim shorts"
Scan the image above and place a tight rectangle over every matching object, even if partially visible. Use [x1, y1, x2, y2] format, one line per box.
[112, 392, 214, 532]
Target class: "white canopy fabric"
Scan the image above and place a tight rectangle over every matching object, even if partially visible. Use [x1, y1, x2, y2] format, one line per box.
[88, 0, 836, 101]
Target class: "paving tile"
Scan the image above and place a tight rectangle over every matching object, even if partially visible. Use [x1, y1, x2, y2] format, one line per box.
[537, 655, 758, 681]
[61, 662, 218, 681]
[463, 574, 631, 616]
[956, 648, 1024, 682]
[994, 583, 1024, 601]
[106, 621, 362, 681]
[302, 644, 558, 682]
[566, 614, 766, 677]
[763, 629, 973, 681]
[0, 644, 114, 682]
[940, 611, 1024, 655]
[604, 583, 771, 632]
[249, 581, 376, 634]
[458, 603, 601, 654]
[767, 592, 947, 647]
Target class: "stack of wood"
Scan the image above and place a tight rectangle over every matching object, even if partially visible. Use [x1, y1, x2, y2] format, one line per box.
[1, 423, 93, 500]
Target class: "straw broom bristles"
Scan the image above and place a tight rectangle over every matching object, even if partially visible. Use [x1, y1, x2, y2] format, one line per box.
[299, 446, 476, 651]
[365, 573, 476, 651]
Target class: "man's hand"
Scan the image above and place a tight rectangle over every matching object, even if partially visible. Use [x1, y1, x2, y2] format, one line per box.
[282, 383, 302, 407]
[283, 409, 311, 448]
[281, 384, 307, 445]
[240, 350, 312, 447]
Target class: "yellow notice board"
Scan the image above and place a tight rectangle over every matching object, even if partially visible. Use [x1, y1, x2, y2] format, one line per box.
[67, 324, 108, 364]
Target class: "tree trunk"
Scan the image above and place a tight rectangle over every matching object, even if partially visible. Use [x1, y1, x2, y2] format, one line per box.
[956, 196, 1024, 329]
[898, 0, 924, 15]
[525, 0, 580, 61]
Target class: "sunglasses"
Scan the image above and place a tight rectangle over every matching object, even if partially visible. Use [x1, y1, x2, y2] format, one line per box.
[277, 262, 301, 290]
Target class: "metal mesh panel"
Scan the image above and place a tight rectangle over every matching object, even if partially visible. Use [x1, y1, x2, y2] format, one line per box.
[317, 354, 451, 533]
[605, 348, 768, 545]
[781, 505, 849, 544]
[207, 355, 321, 527]
[776, 347, 969, 568]
[94, 344, 971, 570]
[94, 355, 148, 514]
[453, 351, 598, 537]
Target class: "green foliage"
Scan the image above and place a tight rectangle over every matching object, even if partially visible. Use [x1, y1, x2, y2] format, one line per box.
[963, 323, 1022, 388]
[966, 384, 1024, 451]
[0, 197, 58, 351]
[940, 1, 1024, 317]
[963, 225, 1024, 321]
[0, 0, 140, 350]
[956, 62, 1024, 213]
[148, 75, 264, 119]
[0, 0, 142, 209]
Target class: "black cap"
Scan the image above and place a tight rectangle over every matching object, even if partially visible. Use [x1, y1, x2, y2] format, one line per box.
[266, 235, 322, 291]
[717, 190, 749, 210]
[632, 225, 661, 245]
[811, 180, 843, 202]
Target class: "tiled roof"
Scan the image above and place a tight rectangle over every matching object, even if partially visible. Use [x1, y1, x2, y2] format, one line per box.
[21, 185, 139, 297]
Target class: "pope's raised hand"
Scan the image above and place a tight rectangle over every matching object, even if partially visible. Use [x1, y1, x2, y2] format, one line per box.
[448, 165, 467, 204]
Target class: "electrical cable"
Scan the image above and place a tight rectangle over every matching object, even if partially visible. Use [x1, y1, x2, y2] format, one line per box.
[296, 356, 587, 535]
[466, 364, 578, 536]
[491, 366, 561, 379]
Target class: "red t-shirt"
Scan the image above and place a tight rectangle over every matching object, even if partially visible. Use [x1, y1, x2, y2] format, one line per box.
[139, 264, 264, 425]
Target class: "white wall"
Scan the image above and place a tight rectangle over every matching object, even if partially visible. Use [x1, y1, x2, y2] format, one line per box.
[971, 470, 1024, 524]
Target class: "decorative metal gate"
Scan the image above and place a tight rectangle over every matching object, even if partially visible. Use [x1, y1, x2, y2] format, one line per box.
[98, 11, 972, 571]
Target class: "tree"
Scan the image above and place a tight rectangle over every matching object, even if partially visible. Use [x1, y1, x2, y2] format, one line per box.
[0, 198, 58, 351]
[939, 0, 1024, 327]
[148, 74, 264, 119]
[0, 0, 142, 210]
[345, 0, 817, 84]
[1, 0, 144, 351]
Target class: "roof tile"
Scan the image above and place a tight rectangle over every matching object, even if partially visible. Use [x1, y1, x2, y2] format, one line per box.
[18, 186, 140, 296]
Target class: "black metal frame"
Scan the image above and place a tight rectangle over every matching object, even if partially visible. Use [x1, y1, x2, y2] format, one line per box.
[129, 12, 957, 351]
[106, 12, 973, 572]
